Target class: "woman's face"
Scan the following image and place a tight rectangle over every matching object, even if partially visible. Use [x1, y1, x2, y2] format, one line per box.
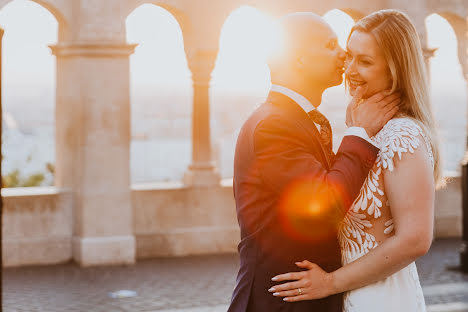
[345, 30, 392, 98]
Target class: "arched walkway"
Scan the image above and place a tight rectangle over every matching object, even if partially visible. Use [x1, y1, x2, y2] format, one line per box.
[211, 5, 275, 177]
[426, 13, 467, 173]
[0, 0, 58, 187]
[127, 3, 191, 183]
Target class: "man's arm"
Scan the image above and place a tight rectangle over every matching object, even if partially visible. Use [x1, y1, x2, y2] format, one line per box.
[268, 135, 434, 300]
[254, 116, 378, 228]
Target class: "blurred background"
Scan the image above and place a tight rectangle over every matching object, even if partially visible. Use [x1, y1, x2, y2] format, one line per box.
[1, 1, 466, 185]
[0, 0, 467, 311]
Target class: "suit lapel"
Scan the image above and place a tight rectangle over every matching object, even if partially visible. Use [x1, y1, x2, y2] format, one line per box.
[266, 91, 332, 169]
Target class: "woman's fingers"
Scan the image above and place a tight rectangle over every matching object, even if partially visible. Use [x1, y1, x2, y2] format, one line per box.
[272, 288, 306, 298]
[379, 93, 401, 108]
[368, 91, 386, 103]
[272, 271, 304, 282]
[283, 294, 310, 302]
[269, 280, 304, 293]
[295, 260, 316, 270]
[383, 105, 399, 124]
[270, 262, 332, 302]
[350, 86, 366, 108]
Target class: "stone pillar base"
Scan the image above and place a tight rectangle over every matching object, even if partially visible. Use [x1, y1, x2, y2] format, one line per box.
[73, 235, 135, 267]
[183, 166, 220, 187]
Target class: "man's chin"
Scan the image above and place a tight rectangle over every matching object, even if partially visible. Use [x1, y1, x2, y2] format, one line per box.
[328, 76, 343, 88]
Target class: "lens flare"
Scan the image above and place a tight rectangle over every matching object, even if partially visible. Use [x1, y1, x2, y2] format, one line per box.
[277, 175, 347, 244]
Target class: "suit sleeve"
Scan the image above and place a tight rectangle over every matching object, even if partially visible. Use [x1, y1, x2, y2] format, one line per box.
[253, 116, 379, 230]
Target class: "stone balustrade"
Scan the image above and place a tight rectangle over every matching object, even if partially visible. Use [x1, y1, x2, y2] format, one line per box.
[2, 176, 462, 267]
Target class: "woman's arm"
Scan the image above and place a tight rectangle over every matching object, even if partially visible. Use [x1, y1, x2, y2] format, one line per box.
[269, 135, 434, 301]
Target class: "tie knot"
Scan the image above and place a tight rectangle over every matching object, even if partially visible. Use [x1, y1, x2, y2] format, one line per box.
[308, 110, 330, 127]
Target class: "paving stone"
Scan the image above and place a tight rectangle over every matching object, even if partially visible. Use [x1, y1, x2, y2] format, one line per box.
[3, 238, 468, 311]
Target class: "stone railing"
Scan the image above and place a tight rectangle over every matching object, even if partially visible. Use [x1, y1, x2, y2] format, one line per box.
[2, 187, 73, 267]
[132, 180, 238, 258]
[2, 175, 462, 267]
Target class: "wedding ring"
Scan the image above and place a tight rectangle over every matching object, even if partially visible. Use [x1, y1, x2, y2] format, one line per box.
[298, 288, 302, 295]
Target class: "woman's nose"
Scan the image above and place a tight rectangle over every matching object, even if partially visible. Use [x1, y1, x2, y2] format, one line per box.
[344, 59, 355, 76]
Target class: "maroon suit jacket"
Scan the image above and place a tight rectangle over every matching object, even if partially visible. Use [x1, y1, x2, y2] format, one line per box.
[228, 91, 379, 312]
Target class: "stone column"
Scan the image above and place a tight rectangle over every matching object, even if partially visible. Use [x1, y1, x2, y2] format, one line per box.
[405, 8, 434, 82]
[50, 42, 137, 266]
[184, 50, 220, 186]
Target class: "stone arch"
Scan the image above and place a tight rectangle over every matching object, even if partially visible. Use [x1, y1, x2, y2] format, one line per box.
[126, 3, 193, 183]
[214, 4, 274, 92]
[125, 1, 190, 42]
[0, 0, 59, 187]
[425, 12, 467, 173]
[124, 1, 203, 66]
[0, 0, 69, 40]
[211, 4, 275, 177]
[434, 11, 467, 79]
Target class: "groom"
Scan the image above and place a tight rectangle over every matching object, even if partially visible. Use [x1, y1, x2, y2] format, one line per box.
[228, 13, 399, 312]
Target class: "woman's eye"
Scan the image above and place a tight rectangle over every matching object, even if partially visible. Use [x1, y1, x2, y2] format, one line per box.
[359, 59, 371, 65]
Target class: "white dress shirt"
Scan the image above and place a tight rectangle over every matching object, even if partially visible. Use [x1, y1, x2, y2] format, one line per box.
[270, 84, 378, 148]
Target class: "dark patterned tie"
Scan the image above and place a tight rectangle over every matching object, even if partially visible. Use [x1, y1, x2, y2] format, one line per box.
[308, 110, 333, 160]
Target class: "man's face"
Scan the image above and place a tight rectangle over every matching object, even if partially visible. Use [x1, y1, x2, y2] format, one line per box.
[294, 24, 346, 89]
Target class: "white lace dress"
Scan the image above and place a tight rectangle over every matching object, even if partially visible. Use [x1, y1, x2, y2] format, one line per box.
[338, 118, 432, 312]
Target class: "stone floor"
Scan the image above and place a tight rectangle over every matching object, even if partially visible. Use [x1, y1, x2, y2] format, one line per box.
[3, 239, 468, 312]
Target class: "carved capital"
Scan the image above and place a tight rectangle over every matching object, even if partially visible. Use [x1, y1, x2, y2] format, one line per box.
[422, 47, 438, 60]
[186, 50, 218, 86]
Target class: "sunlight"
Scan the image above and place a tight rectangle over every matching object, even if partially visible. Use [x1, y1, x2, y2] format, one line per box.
[323, 9, 355, 49]
[425, 14, 467, 172]
[212, 6, 277, 93]
[0, 0, 57, 89]
[126, 4, 192, 183]
[125, 7, 357, 95]
[0, 0, 57, 185]
[426, 14, 465, 85]
[126, 4, 190, 90]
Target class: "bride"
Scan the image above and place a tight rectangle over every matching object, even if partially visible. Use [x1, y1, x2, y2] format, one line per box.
[269, 9, 442, 311]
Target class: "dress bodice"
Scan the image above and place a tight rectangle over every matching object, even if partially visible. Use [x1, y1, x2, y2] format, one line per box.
[339, 117, 434, 265]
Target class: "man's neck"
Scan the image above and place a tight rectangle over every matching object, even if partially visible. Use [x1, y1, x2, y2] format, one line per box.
[271, 79, 323, 108]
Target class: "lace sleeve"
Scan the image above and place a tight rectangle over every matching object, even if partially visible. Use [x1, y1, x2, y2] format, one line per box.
[373, 118, 434, 172]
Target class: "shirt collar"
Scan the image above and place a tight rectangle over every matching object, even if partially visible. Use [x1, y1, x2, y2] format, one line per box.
[271, 84, 316, 113]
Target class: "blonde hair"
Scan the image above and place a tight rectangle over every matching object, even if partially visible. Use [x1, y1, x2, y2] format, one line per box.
[349, 9, 444, 187]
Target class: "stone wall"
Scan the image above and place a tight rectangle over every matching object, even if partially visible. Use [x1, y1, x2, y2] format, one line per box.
[132, 181, 239, 258]
[2, 177, 462, 267]
[2, 187, 73, 267]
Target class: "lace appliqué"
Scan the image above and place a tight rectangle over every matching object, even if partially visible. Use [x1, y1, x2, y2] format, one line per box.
[339, 118, 434, 264]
